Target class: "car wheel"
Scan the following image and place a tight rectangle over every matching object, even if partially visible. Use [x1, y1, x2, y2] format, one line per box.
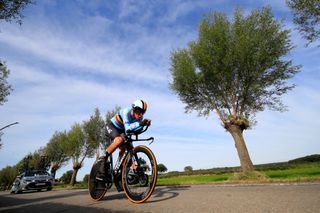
[15, 190, 22, 194]
[47, 187, 52, 191]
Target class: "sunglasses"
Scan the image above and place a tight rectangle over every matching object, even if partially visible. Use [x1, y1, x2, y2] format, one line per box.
[134, 109, 144, 115]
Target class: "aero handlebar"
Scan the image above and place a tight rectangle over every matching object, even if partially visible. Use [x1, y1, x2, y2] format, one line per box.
[126, 126, 154, 144]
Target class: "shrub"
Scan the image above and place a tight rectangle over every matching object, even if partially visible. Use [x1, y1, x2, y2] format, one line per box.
[184, 166, 193, 173]
[288, 154, 320, 164]
[60, 170, 73, 184]
[229, 171, 268, 182]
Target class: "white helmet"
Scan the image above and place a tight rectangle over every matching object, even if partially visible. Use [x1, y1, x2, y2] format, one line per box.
[132, 99, 147, 114]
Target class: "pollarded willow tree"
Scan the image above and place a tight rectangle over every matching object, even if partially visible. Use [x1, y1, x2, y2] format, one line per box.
[170, 7, 300, 172]
[67, 108, 105, 186]
[45, 131, 70, 180]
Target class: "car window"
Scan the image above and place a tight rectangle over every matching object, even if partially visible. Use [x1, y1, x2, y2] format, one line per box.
[25, 171, 35, 176]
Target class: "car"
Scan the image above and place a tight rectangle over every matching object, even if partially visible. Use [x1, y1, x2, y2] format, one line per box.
[11, 170, 54, 194]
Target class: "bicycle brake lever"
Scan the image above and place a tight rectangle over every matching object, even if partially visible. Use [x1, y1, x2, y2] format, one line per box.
[149, 137, 154, 145]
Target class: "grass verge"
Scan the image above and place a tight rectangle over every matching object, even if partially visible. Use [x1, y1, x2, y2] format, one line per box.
[157, 167, 320, 186]
[52, 167, 320, 190]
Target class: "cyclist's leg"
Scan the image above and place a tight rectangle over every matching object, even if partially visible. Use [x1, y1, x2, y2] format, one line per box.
[97, 123, 124, 179]
[106, 136, 124, 154]
[118, 144, 126, 160]
[105, 122, 125, 154]
[107, 137, 125, 192]
[96, 123, 118, 179]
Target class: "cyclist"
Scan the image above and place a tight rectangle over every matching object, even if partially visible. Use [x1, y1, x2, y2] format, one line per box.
[96, 99, 151, 186]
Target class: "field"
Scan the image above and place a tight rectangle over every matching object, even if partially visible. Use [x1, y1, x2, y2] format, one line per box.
[157, 155, 320, 185]
[157, 166, 320, 186]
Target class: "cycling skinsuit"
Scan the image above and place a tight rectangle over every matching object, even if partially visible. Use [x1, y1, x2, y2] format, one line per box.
[106, 107, 144, 139]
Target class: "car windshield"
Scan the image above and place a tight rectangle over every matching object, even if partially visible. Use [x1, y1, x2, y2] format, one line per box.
[24, 170, 49, 177]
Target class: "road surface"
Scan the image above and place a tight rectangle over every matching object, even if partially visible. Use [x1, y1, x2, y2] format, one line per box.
[0, 183, 319, 212]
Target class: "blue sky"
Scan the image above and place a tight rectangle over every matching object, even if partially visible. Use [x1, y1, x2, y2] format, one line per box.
[0, 0, 319, 180]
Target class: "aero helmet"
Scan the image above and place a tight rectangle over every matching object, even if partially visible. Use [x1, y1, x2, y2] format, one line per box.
[132, 99, 147, 114]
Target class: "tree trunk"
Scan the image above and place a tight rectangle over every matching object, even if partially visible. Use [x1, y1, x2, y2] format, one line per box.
[50, 169, 56, 180]
[70, 168, 79, 186]
[50, 164, 59, 180]
[226, 124, 255, 172]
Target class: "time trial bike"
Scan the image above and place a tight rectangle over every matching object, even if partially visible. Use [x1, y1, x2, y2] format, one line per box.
[88, 126, 157, 203]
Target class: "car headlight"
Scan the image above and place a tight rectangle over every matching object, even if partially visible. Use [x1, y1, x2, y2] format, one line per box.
[23, 179, 32, 184]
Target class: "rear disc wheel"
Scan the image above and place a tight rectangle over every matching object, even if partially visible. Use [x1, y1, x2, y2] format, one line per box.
[88, 161, 107, 201]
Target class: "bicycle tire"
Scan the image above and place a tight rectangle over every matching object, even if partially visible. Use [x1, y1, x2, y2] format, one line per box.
[88, 160, 107, 201]
[122, 145, 158, 203]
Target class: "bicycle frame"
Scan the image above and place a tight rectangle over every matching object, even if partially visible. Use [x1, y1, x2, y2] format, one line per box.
[107, 126, 154, 187]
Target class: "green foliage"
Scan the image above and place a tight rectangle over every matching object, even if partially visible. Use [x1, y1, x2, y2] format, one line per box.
[60, 170, 73, 184]
[170, 7, 300, 129]
[45, 131, 69, 179]
[184, 166, 193, 173]
[67, 108, 109, 185]
[0, 60, 12, 106]
[16, 148, 50, 172]
[82, 174, 89, 188]
[83, 174, 89, 183]
[83, 108, 106, 154]
[66, 123, 86, 186]
[0, 166, 18, 190]
[157, 163, 168, 173]
[288, 154, 320, 164]
[0, 0, 34, 25]
[286, 0, 320, 46]
[67, 123, 86, 159]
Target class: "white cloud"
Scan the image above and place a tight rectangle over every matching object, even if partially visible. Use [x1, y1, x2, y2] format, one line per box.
[0, 23, 167, 87]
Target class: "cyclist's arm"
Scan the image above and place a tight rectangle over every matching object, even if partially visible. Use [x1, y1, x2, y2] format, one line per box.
[122, 109, 143, 133]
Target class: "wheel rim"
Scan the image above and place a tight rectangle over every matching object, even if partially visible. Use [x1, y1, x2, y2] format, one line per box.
[122, 146, 157, 203]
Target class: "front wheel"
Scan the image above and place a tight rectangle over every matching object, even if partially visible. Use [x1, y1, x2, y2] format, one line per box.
[88, 160, 107, 201]
[122, 145, 157, 203]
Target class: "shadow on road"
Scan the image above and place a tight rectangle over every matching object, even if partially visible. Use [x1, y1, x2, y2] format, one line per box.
[0, 186, 191, 212]
[101, 190, 127, 201]
[0, 202, 137, 213]
[0, 190, 88, 208]
[95, 185, 191, 203]
[148, 185, 191, 203]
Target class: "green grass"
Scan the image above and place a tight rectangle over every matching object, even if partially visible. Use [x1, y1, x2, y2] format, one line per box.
[265, 167, 320, 180]
[157, 173, 231, 186]
[157, 166, 320, 186]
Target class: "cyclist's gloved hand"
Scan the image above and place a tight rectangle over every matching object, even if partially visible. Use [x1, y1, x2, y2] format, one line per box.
[139, 119, 148, 126]
[140, 119, 151, 126]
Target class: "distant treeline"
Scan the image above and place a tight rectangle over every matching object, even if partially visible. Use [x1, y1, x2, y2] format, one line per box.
[162, 154, 320, 178]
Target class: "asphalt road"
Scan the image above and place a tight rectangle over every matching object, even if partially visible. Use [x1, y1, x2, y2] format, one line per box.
[0, 183, 319, 213]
